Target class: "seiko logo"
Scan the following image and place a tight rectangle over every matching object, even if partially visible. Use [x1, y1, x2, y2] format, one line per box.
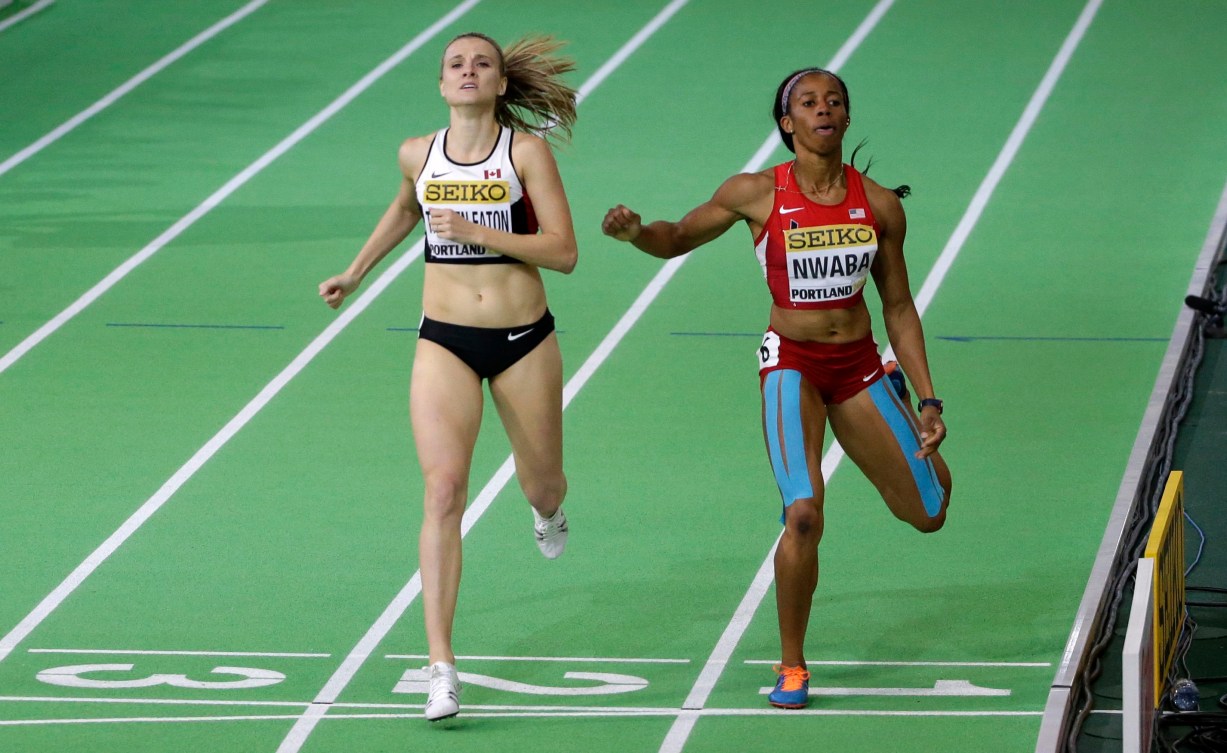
[784, 223, 875, 251]
[423, 180, 509, 204]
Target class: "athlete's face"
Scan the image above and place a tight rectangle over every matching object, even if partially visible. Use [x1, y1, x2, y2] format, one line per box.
[439, 37, 507, 106]
[780, 73, 849, 155]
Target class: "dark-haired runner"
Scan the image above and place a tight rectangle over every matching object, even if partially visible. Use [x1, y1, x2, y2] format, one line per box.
[602, 67, 951, 709]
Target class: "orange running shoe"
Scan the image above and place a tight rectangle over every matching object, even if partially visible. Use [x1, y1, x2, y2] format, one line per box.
[768, 664, 811, 709]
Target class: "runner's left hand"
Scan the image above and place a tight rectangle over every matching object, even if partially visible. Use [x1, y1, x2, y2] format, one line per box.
[916, 409, 946, 459]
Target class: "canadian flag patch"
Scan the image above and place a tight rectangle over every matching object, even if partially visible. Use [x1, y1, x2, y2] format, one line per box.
[849, 207, 866, 219]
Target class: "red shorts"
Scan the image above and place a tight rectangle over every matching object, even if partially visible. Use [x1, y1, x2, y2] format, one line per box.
[757, 329, 884, 404]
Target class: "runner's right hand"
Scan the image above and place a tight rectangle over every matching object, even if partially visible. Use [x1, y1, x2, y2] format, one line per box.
[319, 274, 359, 309]
[601, 205, 642, 242]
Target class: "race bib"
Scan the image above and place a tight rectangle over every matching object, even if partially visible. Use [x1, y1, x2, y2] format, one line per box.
[758, 331, 780, 370]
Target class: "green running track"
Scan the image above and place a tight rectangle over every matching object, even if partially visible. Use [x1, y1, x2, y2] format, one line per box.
[2, 1, 1227, 751]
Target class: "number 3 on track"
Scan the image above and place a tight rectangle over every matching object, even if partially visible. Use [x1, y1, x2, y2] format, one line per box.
[37, 663, 285, 690]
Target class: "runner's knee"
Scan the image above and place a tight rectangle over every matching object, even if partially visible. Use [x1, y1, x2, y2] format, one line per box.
[422, 473, 468, 520]
[520, 471, 567, 512]
[910, 509, 946, 534]
[892, 480, 950, 533]
[783, 501, 824, 541]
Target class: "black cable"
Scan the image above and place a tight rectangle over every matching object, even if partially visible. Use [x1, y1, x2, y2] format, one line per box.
[1066, 324, 1205, 752]
[1158, 711, 1227, 752]
[1065, 254, 1227, 751]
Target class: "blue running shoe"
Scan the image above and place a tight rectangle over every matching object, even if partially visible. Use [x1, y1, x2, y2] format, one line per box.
[768, 664, 810, 709]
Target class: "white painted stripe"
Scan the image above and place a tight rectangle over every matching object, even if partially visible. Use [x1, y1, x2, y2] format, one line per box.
[0, 695, 1060, 718]
[332, 702, 671, 712]
[0, 0, 267, 175]
[0, 0, 476, 662]
[385, 654, 690, 664]
[756, 680, 1011, 697]
[825, 0, 895, 71]
[0, 696, 308, 708]
[700, 708, 1123, 719]
[0, 237, 425, 667]
[735, 0, 894, 173]
[456, 709, 1047, 719]
[0, 0, 478, 377]
[909, 0, 1106, 319]
[742, 659, 1051, 668]
[0, 707, 1049, 726]
[274, 5, 692, 751]
[0, 0, 55, 35]
[573, 0, 688, 103]
[331, 707, 1049, 720]
[0, 0, 479, 666]
[660, 1, 1105, 750]
[0, 715, 303, 727]
[28, 649, 330, 658]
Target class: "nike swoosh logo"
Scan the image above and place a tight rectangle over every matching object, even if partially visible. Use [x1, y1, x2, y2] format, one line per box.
[431, 171, 450, 178]
[508, 329, 533, 341]
[779, 206, 804, 215]
[861, 372, 878, 382]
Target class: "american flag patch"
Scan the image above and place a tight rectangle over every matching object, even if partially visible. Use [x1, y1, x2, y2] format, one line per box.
[849, 207, 866, 219]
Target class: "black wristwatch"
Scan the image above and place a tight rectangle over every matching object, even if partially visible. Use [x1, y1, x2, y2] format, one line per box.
[918, 397, 943, 414]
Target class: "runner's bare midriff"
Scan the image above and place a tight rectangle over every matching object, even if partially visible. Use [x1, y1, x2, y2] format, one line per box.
[769, 300, 873, 344]
[422, 262, 548, 328]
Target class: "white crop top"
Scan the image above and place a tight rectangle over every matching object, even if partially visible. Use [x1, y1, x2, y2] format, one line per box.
[415, 126, 536, 264]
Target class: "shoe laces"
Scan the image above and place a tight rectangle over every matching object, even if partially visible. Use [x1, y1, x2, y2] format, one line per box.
[534, 509, 565, 536]
[773, 664, 810, 692]
[427, 663, 459, 700]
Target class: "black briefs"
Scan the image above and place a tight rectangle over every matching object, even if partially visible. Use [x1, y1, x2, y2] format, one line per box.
[418, 309, 555, 380]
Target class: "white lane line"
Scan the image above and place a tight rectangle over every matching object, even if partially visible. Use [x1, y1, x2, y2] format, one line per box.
[756, 680, 1011, 698]
[0, 232, 425, 666]
[660, 1, 1106, 751]
[0, 0, 479, 377]
[742, 659, 1051, 668]
[0, 708, 1051, 726]
[449, 709, 1046, 719]
[0, 0, 267, 174]
[0, 715, 304, 726]
[0, 696, 309, 707]
[28, 649, 330, 658]
[385, 654, 690, 664]
[0, 0, 54, 34]
[273, 2, 693, 751]
[0, 0, 483, 662]
[909, 0, 1107, 319]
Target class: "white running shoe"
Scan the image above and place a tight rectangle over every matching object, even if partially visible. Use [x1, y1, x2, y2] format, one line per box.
[424, 661, 460, 722]
[532, 507, 568, 559]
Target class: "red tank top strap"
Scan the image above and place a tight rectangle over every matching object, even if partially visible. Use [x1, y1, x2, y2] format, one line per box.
[754, 163, 792, 246]
[776, 162, 794, 189]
